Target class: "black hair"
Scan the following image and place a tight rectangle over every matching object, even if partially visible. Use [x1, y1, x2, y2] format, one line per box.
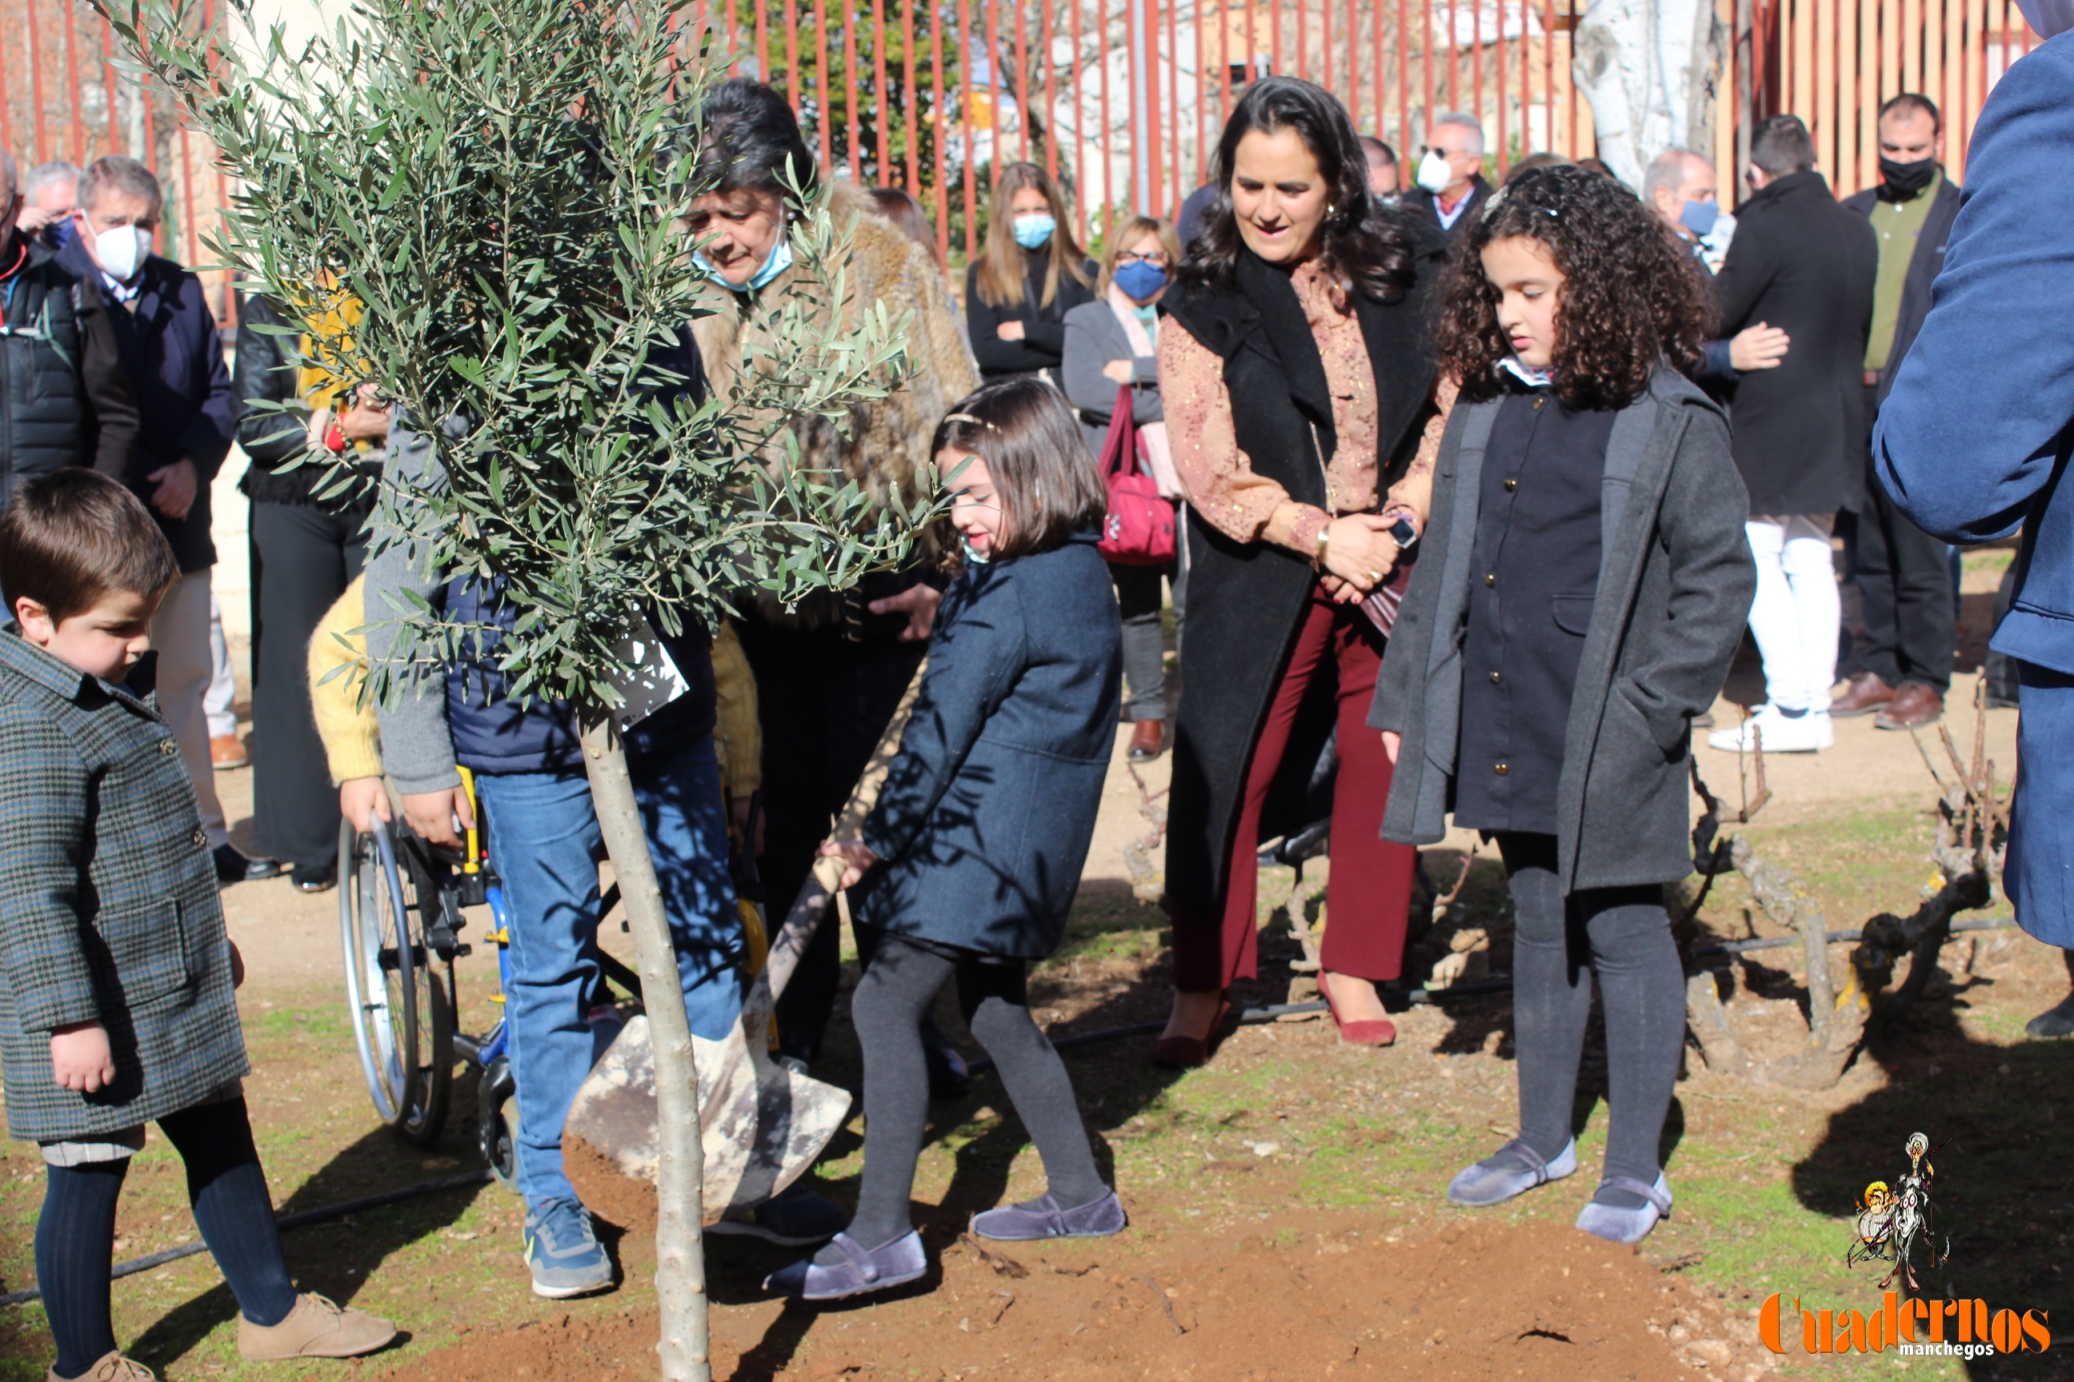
[1750, 115, 1816, 177]
[1180, 76, 1417, 304]
[691, 77, 820, 203]
[1878, 92, 1942, 136]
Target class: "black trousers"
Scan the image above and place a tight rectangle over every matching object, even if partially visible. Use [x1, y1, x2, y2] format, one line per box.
[1853, 447, 1954, 692]
[735, 616, 927, 1062]
[250, 500, 369, 869]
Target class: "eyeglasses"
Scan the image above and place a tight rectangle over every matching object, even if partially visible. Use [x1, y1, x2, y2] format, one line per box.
[1114, 250, 1170, 267]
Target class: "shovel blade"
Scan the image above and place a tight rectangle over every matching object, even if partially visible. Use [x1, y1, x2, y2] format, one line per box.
[564, 1014, 851, 1221]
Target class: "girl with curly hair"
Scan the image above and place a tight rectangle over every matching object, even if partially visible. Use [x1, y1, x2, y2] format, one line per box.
[1369, 165, 1755, 1243]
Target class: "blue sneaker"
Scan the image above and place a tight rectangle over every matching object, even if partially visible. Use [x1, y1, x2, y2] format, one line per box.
[711, 1181, 848, 1247]
[523, 1198, 614, 1299]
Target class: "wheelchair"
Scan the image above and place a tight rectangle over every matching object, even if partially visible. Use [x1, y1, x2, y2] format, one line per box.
[337, 769, 644, 1188]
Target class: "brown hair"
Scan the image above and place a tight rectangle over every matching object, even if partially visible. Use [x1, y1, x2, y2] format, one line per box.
[929, 378, 1106, 560]
[1, 469, 179, 623]
[1096, 214, 1183, 297]
[1436, 165, 1713, 411]
[973, 162, 1092, 310]
[869, 186, 941, 268]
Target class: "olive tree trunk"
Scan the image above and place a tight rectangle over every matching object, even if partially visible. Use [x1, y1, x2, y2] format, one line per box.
[579, 716, 709, 1382]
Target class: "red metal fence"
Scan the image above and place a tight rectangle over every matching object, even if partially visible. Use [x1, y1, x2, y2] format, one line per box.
[0, 0, 2048, 313]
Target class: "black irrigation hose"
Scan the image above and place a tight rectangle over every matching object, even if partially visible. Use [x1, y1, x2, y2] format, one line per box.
[0, 1168, 494, 1310]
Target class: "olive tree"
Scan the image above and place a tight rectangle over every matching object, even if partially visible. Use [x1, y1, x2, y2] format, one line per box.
[99, 2, 937, 1377]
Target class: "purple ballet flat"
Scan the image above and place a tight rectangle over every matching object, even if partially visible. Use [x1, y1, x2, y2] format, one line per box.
[969, 1190, 1127, 1242]
[762, 1230, 927, 1301]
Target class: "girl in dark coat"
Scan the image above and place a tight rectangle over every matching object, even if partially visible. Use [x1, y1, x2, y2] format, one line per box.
[965, 162, 1098, 384]
[767, 379, 1125, 1301]
[1370, 167, 1755, 1244]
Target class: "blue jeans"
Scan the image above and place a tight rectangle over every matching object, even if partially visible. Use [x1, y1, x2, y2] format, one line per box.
[475, 736, 745, 1210]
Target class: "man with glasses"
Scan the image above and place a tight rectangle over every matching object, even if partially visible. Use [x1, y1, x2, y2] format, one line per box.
[1406, 112, 1491, 238]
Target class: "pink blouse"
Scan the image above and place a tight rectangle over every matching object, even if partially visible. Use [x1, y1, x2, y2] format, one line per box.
[1159, 258, 1452, 555]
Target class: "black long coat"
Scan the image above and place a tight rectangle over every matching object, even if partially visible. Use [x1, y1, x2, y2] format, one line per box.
[1713, 170, 1878, 515]
[1160, 242, 1444, 923]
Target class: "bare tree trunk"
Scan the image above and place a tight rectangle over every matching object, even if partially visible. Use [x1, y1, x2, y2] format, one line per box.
[1572, 0, 1723, 190]
[580, 716, 709, 1382]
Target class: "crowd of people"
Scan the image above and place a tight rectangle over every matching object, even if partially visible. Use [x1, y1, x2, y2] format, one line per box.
[3, 9, 2072, 1369]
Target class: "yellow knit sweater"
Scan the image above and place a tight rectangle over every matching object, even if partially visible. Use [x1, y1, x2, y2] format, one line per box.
[306, 577, 762, 795]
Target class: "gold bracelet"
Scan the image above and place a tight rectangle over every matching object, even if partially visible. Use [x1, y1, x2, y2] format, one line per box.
[1313, 522, 1331, 570]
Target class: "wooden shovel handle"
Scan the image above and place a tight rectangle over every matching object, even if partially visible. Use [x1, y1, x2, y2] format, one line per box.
[756, 658, 926, 1006]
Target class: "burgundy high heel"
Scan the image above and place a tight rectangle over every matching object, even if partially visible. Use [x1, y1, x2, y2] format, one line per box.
[1318, 971, 1397, 1047]
[1151, 995, 1235, 1068]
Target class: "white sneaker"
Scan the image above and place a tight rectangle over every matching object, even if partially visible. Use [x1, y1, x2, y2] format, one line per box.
[1705, 705, 1832, 753]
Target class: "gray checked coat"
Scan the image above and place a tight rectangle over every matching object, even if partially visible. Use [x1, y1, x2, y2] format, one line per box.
[0, 625, 248, 1142]
[1368, 368, 1756, 894]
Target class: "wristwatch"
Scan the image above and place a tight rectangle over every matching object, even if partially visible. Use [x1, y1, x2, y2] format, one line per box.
[1384, 512, 1420, 554]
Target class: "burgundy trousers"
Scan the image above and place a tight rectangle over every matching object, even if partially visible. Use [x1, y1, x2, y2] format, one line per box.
[1173, 588, 1420, 991]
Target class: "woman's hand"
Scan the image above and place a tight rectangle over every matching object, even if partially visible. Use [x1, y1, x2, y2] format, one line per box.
[867, 584, 942, 642]
[997, 320, 1027, 342]
[337, 384, 393, 443]
[818, 839, 880, 891]
[1319, 514, 1402, 595]
[340, 777, 391, 834]
[1102, 358, 1133, 384]
[401, 786, 476, 848]
[1381, 730, 1401, 765]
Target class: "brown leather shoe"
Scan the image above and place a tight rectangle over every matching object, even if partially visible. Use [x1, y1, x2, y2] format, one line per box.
[210, 733, 249, 769]
[1127, 719, 1166, 762]
[48, 1352, 155, 1382]
[237, 1293, 397, 1361]
[1874, 682, 1944, 731]
[1830, 671, 1898, 718]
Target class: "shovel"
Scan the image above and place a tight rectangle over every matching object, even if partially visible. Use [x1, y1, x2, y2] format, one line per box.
[565, 662, 924, 1219]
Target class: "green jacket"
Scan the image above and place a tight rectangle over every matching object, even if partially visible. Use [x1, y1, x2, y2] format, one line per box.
[0, 625, 247, 1142]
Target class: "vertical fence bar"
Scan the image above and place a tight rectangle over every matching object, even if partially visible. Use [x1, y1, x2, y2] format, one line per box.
[1902, 0, 1923, 95]
[1403, 0, 1415, 163]
[1, 18, 15, 162]
[1018, 0, 1034, 165]
[844, 0, 862, 178]
[66, 0, 85, 165]
[873, 0, 891, 181]
[1473, 4, 1485, 162]
[960, 0, 979, 258]
[1126, 0, 1141, 206]
[933, 0, 951, 260]
[1100, 0, 1115, 226]
[1196, 0, 1210, 193]
[1495, 2, 1507, 172]
[1146, 0, 1167, 216]
[1245, 0, 1257, 90]
[1343, 0, 1358, 131]
[1043, 0, 1059, 178]
[1815, 0, 1835, 180]
[1420, 0, 1433, 136]
[1166, 0, 1183, 209]
[1271, 0, 1282, 78]
[1857, 0, 1877, 193]
[1520, 0, 1533, 156]
[902, 0, 919, 194]
[101, 12, 118, 153]
[1294, 0, 1305, 84]
[815, 0, 833, 170]
[1372, 0, 1386, 140]
[784, 0, 801, 118]
[28, 0, 50, 163]
[985, 0, 1002, 172]
[1322, 0, 1333, 113]
[1071, 0, 1088, 236]
[1924, 0, 1944, 124]
[1942, 0, 1964, 169]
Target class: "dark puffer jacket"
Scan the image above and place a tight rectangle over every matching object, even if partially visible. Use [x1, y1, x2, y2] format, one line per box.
[0, 240, 139, 504]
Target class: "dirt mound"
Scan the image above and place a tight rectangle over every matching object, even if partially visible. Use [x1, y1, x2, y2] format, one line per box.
[378, 1206, 1769, 1382]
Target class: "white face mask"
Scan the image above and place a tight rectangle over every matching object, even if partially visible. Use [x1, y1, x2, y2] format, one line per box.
[93, 224, 149, 282]
[2016, 0, 2074, 35]
[1415, 150, 1456, 195]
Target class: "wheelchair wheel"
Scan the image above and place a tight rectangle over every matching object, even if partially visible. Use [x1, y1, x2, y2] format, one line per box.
[339, 818, 455, 1145]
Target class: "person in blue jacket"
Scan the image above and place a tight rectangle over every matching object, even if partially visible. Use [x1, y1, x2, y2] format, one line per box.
[1872, 2, 2074, 1037]
[768, 378, 1127, 1301]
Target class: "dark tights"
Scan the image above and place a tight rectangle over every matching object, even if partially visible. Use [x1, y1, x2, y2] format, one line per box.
[37, 1098, 297, 1379]
[1499, 834, 1685, 1210]
[819, 933, 1106, 1262]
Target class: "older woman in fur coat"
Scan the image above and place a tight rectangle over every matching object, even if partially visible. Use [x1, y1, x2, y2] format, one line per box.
[689, 78, 981, 1075]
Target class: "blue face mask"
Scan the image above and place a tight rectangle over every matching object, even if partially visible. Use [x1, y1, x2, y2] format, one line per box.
[1678, 196, 1721, 239]
[1112, 259, 1168, 302]
[43, 217, 75, 252]
[695, 232, 794, 294]
[1012, 213, 1057, 251]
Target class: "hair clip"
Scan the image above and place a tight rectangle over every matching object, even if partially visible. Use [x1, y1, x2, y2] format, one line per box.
[944, 412, 1000, 431]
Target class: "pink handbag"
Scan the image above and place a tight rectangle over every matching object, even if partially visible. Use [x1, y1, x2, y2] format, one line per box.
[1095, 384, 1177, 566]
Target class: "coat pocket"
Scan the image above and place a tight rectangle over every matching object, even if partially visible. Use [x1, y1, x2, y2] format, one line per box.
[97, 899, 195, 1011]
[1551, 592, 1595, 636]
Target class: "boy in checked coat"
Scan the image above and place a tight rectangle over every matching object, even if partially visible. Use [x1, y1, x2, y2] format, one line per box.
[0, 471, 393, 1382]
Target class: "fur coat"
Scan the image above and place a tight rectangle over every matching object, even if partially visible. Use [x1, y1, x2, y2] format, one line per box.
[694, 182, 980, 628]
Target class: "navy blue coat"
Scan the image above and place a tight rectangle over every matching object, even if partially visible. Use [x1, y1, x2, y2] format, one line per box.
[854, 530, 1122, 958]
[1874, 30, 2074, 945]
[57, 246, 234, 574]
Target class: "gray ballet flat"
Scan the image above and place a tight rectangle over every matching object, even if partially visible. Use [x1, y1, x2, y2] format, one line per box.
[970, 1190, 1127, 1242]
[762, 1230, 927, 1301]
[1575, 1173, 1674, 1244]
[1446, 1137, 1577, 1207]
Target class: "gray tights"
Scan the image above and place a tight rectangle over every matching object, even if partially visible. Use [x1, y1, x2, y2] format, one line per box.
[1499, 833, 1684, 1209]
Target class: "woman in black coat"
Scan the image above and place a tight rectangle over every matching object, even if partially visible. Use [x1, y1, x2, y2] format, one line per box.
[965, 161, 1097, 384]
[1155, 78, 1451, 1063]
[236, 294, 386, 891]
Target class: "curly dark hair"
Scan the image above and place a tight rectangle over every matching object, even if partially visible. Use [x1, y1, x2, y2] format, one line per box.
[1181, 76, 1417, 304]
[1436, 164, 1713, 410]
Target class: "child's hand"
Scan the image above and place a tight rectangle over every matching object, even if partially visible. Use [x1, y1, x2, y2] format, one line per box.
[340, 777, 391, 834]
[402, 786, 475, 848]
[818, 839, 880, 891]
[50, 1023, 115, 1093]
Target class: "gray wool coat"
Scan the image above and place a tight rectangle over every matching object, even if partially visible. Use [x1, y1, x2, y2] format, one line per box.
[1368, 368, 1756, 894]
[0, 627, 248, 1143]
